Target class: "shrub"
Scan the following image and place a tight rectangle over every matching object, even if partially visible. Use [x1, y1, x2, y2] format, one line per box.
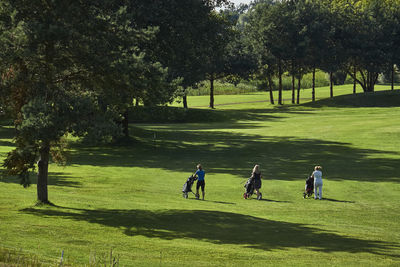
[186, 81, 258, 96]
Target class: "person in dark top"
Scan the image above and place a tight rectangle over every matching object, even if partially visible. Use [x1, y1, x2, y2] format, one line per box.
[251, 164, 262, 200]
[194, 164, 205, 200]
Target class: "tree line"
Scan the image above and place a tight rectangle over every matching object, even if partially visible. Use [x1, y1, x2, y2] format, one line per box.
[242, 0, 400, 105]
[0, 0, 399, 203]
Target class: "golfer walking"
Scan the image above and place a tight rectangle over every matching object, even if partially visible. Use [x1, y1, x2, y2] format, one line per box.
[312, 166, 323, 200]
[195, 164, 205, 200]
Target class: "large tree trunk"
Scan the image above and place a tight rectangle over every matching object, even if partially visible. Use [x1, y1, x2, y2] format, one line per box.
[122, 109, 129, 138]
[329, 72, 334, 98]
[209, 78, 215, 109]
[291, 61, 295, 104]
[296, 75, 301, 104]
[37, 143, 50, 204]
[353, 66, 357, 94]
[391, 64, 395, 91]
[371, 72, 378, 92]
[349, 69, 378, 93]
[183, 88, 188, 109]
[278, 59, 283, 105]
[267, 76, 274, 105]
[363, 71, 378, 92]
[312, 67, 316, 102]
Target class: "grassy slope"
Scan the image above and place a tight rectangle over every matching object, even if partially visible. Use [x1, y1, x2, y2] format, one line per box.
[0, 86, 400, 266]
[173, 84, 397, 108]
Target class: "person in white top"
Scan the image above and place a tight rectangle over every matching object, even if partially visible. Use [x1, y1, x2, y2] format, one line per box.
[311, 166, 323, 200]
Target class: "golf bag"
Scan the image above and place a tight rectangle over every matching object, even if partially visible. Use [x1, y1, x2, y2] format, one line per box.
[303, 175, 314, 198]
[182, 175, 197, 198]
[243, 177, 255, 199]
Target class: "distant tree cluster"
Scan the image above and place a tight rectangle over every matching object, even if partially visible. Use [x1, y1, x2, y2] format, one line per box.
[1, 0, 399, 203]
[242, 0, 400, 104]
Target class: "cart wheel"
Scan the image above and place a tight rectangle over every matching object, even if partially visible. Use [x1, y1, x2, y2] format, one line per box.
[183, 193, 188, 198]
[257, 193, 262, 200]
[243, 193, 248, 199]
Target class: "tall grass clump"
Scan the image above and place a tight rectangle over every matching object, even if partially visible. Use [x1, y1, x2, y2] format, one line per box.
[0, 246, 121, 267]
[186, 70, 333, 97]
[182, 69, 398, 98]
[271, 70, 331, 91]
[0, 247, 41, 266]
[186, 80, 258, 96]
[88, 249, 119, 267]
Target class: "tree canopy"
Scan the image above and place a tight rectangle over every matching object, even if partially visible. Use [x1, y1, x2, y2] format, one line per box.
[0, 0, 163, 203]
[1, 0, 400, 203]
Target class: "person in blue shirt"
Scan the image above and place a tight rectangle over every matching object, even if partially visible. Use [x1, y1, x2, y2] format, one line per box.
[194, 164, 206, 200]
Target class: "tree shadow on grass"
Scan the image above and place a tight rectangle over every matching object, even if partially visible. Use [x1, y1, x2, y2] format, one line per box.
[301, 90, 400, 108]
[0, 125, 14, 138]
[0, 125, 81, 187]
[21, 207, 400, 257]
[67, 127, 400, 183]
[0, 140, 14, 147]
[0, 125, 15, 150]
[0, 170, 81, 188]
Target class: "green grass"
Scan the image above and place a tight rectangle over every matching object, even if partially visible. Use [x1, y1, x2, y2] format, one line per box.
[188, 69, 340, 96]
[173, 83, 400, 108]
[1, 86, 400, 266]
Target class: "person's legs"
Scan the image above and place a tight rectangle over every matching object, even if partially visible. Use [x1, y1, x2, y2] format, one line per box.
[319, 184, 322, 200]
[254, 179, 261, 199]
[314, 182, 322, 199]
[201, 181, 205, 200]
[314, 183, 318, 199]
[196, 181, 200, 199]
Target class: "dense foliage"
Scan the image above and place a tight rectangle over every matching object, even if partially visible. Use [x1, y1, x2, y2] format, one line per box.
[0, 0, 233, 203]
[244, 0, 400, 98]
[0, 0, 399, 203]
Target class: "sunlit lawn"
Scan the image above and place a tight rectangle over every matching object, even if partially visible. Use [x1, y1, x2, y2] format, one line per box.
[0, 86, 399, 266]
[172, 84, 398, 108]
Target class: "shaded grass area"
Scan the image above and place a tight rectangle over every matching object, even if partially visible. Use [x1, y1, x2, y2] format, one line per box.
[303, 89, 400, 108]
[68, 90, 400, 183]
[21, 206, 399, 256]
[63, 131, 400, 183]
[160, 86, 400, 123]
[1, 87, 400, 266]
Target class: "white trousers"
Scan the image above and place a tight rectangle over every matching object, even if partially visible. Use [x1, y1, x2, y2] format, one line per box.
[314, 180, 323, 199]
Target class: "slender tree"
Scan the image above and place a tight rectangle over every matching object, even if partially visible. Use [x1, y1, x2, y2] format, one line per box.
[246, 0, 292, 105]
[203, 12, 238, 109]
[129, 0, 230, 109]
